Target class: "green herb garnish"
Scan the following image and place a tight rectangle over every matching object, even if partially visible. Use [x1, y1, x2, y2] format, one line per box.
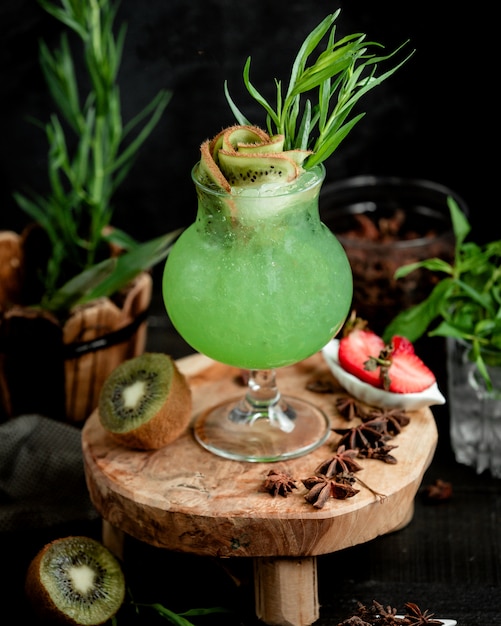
[225, 9, 413, 169]
[383, 198, 501, 389]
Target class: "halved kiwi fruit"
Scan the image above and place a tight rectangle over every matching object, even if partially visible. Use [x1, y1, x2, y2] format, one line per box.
[98, 352, 192, 450]
[25, 536, 125, 625]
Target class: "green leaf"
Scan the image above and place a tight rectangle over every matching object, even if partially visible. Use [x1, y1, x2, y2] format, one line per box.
[42, 257, 118, 314]
[146, 603, 195, 625]
[240, 58, 281, 129]
[382, 279, 454, 343]
[41, 229, 181, 316]
[394, 257, 454, 279]
[428, 320, 470, 341]
[286, 12, 339, 100]
[181, 607, 232, 616]
[102, 226, 139, 250]
[224, 80, 251, 126]
[226, 10, 413, 167]
[383, 197, 501, 388]
[306, 113, 363, 168]
[16, 0, 172, 303]
[448, 196, 471, 250]
[79, 229, 182, 304]
[134, 602, 232, 626]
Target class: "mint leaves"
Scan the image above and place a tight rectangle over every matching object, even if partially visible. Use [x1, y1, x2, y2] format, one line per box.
[383, 198, 501, 389]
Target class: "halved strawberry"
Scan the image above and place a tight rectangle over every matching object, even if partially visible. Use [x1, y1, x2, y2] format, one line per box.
[338, 328, 436, 394]
[391, 335, 414, 354]
[386, 351, 436, 393]
[338, 329, 386, 388]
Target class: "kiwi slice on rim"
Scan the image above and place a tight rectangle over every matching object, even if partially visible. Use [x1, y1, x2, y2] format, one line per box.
[98, 352, 192, 450]
[25, 536, 125, 625]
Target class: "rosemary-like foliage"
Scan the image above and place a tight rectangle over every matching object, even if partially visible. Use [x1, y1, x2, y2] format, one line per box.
[225, 10, 413, 168]
[14, 0, 174, 316]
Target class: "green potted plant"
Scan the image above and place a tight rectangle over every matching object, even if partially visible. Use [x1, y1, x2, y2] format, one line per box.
[0, 0, 179, 424]
[383, 198, 501, 477]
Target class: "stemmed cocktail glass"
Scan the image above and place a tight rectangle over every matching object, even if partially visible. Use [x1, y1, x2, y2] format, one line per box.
[162, 160, 353, 462]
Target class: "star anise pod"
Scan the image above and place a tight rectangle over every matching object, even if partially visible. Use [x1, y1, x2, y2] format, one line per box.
[314, 445, 363, 477]
[261, 470, 297, 497]
[357, 441, 399, 464]
[306, 377, 337, 394]
[335, 395, 365, 421]
[363, 407, 410, 435]
[356, 600, 406, 624]
[404, 602, 443, 625]
[302, 473, 359, 508]
[334, 418, 388, 451]
[422, 478, 453, 503]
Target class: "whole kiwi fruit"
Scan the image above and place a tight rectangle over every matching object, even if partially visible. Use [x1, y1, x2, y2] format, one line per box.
[25, 536, 125, 625]
[98, 352, 192, 450]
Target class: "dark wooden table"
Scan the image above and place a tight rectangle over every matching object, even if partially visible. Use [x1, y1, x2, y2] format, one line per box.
[2, 308, 500, 625]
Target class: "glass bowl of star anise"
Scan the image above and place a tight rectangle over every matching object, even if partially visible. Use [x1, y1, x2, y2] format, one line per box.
[320, 176, 468, 335]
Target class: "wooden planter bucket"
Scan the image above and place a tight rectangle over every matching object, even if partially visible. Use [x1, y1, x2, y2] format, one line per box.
[0, 231, 152, 425]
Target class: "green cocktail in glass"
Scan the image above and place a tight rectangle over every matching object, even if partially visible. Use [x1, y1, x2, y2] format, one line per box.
[160, 7, 410, 460]
[163, 161, 353, 461]
[163, 4, 412, 461]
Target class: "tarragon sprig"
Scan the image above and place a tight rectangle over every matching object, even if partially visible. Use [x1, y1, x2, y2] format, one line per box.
[225, 9, 413, 169]
[383, 198, 501, 389]
[14, 0, 172, 317]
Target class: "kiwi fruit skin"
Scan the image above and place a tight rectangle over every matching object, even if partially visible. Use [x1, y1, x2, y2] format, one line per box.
[25, 536, 125, 625]
[98, 352, 192, 450]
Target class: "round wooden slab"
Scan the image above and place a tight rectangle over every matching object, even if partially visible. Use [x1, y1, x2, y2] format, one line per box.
[82, 352, 438, 559]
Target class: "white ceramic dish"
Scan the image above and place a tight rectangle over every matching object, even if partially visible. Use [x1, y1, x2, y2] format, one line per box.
[395, 618, 456, 625]
[322, 339, 446, 410]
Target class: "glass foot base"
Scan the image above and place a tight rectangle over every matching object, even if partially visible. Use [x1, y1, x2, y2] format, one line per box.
[193, 395, 331, 462]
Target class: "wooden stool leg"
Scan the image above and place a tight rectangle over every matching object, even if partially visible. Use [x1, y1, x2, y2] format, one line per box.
[253, 556, 319, 626]
[101, 519, 125, 561]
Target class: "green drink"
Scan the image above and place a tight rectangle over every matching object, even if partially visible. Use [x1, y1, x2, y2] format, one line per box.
[163, 164, 352, 370]
[159, 9, 407, 461]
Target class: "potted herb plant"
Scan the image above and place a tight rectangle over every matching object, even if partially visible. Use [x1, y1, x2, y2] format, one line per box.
[0, 0, 179, 424]
[383, 198, 501, 478]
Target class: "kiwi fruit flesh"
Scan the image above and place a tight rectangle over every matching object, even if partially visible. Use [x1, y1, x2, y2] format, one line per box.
[25, 536, 125, 625]
[198, 125, 312, 191]
[217, 151, 299, 186]
[98, 352, 192, 450]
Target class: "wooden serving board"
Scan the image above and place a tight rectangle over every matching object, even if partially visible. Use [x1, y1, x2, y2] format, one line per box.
[82, 351, 438, 559]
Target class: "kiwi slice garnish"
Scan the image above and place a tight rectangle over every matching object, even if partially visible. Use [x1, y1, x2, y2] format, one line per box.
[98, 352, 192, 450]
[198, 124, 312, 191]
[25, 536, 125, 625]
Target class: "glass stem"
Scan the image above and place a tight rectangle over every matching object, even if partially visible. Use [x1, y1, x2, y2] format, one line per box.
[229, 369, 296, 432]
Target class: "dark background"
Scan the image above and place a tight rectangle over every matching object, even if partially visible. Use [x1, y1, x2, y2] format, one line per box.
[1, 5, 500, 623]
[0, 0, 494, 245]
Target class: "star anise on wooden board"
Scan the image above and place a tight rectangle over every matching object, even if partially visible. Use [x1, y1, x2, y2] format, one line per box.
[335, 395, 366, 421]
[302, 473, 360, 508]
[334, 418, 389, 451]
[314, 445, 363, 476]
[357, 440, 399, 464]
[261, 470, 297, 497]
[363, 407, 411, 435]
